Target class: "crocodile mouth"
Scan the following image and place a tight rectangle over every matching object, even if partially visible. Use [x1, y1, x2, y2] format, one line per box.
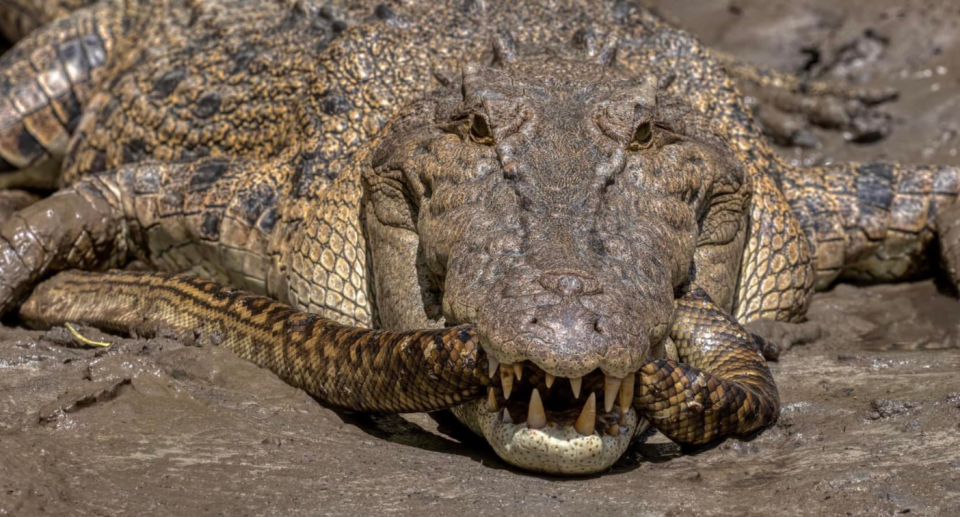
[450, 359, 648, 475]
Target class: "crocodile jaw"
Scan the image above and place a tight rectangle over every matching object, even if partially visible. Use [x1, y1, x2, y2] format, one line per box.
[451, 400, 642, 475]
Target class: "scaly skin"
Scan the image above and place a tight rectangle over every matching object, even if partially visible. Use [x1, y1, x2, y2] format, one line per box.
[0, 0, 127, 188]
[637, 286, 778, 445]
[21, 270, 490, 413]
[0, 0, 98, 42]
[0, 0, 956, 475]
[19, 269, 778, 475]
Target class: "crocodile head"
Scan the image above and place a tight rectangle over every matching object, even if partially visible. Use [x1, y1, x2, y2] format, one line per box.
[363, 37, 751, 475]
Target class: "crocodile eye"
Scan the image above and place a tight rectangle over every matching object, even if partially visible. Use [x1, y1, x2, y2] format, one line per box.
[628, 122, 654, 151]
[470, 115, 494, 144]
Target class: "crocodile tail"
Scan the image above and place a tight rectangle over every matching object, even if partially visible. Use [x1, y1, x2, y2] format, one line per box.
[0, 0, 99, 42]
[783, 163, 960, 288]
[19, 270, 491, 413]
[0, 1, 125, 186]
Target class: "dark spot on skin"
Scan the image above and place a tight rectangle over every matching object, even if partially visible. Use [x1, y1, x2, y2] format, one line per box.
[133, 168, 162, 194]
[332, 20, 347, 33]
[413, 143, 431, 157]
[159, 191, 184, 215]
[179, 145, 211, 162]
[89, 150, 108, 174]
[17, 129, 44, 161]
[241, 184, 277, 225]
[456, 328, 473, 344]
[320, 93, 351, 115]
[319, 6, 337, 20]
[432, 333, 446, 353]
[460, 0, 492, 14]
[80, 33, 107, 69]
[257, 207, 278, 233]
[189, 160, 229, 192]
[857, 163, 894, 209]
[933, 166, 959, 194]
[58, 39, 89, 79]
[294, 158, 339, 196]
[229, 49, 257, 74]
[61, 93, 83, 132]
[100, 98, 120, 121]
[122, 139, 148, 163]
[194, 92, 221, 119]
[200, 210, 222, 240]
[374, 4, 396, 20]
[612, 0, 640, 23]
[153, 68, 186, 98]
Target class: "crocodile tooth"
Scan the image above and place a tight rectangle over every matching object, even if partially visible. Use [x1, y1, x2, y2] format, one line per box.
[501, 365, 514, 400]
[574, 393, 596, 436]
[544, 373, 555, 388]
[487, 387, 498, 413]
[619, 372, 635, 412]
[569, 376, 582, 398]
[527, 389, 547, 430]
[604, 375, 622, 413]
[487, 354, 500, 379]
[502, 408, 513, 424]
[607, 424, 620, 437]
[513, 363, 523, 381]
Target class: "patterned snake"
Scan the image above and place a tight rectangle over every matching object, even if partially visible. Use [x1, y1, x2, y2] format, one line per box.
[20, 270, 779, 447]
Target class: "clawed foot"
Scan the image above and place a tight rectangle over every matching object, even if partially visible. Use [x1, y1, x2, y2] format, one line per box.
[721, 55, 897, 148]
[746, 82, 896, 147]
[745, 319, 826, 361]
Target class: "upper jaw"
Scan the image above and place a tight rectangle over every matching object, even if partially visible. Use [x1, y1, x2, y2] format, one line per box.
[481, 344, 642, 428]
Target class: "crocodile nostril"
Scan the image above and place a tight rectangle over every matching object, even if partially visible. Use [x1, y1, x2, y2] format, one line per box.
[556, 275, 583, 295]
[538, 270, 601, 296]
[593, 318, 605, 336]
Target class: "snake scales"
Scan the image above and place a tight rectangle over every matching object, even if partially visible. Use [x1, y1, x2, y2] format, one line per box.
[20, 270, 779, 446]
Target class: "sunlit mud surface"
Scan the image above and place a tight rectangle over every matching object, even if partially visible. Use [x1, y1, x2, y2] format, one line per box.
[2, 0, 960, 515]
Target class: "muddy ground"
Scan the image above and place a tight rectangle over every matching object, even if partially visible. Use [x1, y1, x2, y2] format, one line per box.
[2, 1, 960, 516]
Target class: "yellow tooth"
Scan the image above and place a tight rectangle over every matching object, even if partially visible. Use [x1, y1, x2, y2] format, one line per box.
[487, 387, 498, 413]
[607, 424, 620, 437]
[501, 365, 514, 400]
[545, 373, 555, 389]
[513, 363, 523, 380]
[574, 393, 597, 436]
[604, 376, 622, 413]
[570, 376, 582, 398]
[487, 354, 500, 379]
[620, 372, 635, 412]
[527, 389, 547, 430]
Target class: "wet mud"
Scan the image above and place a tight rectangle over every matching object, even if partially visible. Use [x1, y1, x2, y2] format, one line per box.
[2, 0, 960, 515]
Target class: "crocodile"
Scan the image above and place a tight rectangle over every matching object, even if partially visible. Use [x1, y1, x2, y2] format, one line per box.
[1, 0, 959, 476]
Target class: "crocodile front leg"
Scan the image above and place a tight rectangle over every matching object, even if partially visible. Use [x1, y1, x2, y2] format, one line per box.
[0, 154, 300, 316]
[715, 52, 897, 147]
[0, 172, 128, 312]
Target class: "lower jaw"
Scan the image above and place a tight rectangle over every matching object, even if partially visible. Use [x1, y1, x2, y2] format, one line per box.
[451, 399, 647, 475]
